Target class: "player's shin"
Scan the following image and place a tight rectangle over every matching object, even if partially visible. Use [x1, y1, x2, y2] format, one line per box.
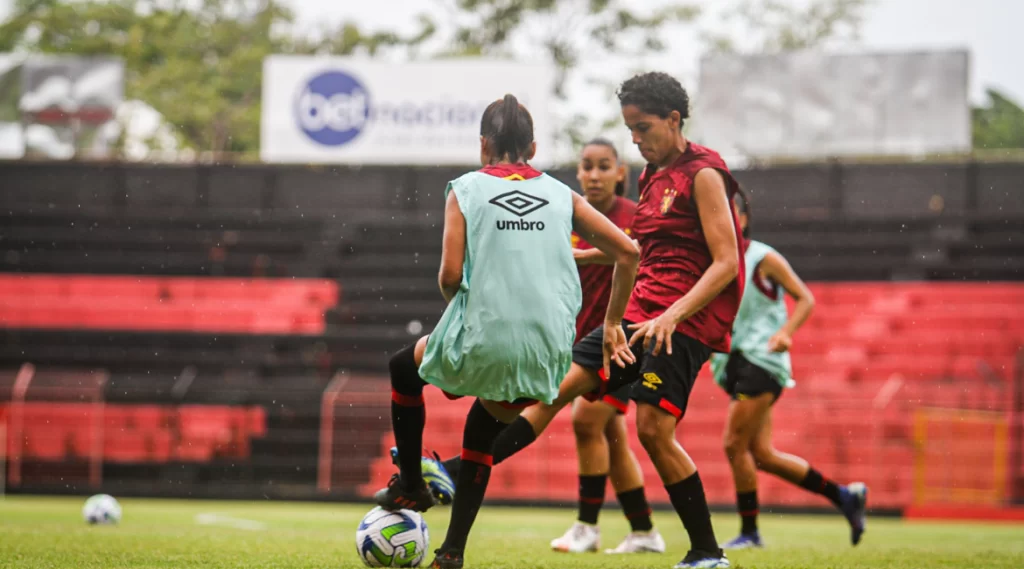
[440, 400, 509, 552]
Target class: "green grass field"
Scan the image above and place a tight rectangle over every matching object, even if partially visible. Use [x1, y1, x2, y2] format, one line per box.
[1, 495, 1022, 568]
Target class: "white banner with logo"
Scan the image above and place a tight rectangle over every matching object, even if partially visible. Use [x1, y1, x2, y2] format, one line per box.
[261, 56, 555, 166]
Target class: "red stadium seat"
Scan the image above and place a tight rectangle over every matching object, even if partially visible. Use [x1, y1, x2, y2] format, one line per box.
[0, 273, 337, 334]
[105, 432, 149, 463]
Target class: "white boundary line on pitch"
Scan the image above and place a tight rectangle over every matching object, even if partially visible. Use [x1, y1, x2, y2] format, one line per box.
[194, 513, 268, 531]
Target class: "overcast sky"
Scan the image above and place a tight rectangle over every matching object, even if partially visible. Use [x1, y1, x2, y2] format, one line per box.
[1, 0, 1019, 161]
[276, 0, 1023, 104]
[0, 0, 1019, 102]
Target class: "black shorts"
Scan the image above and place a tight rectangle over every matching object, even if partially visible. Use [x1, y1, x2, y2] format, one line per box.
[600, 384, 630, 415]
[720, 352, 784, 402]
[572, 320, 712, 421]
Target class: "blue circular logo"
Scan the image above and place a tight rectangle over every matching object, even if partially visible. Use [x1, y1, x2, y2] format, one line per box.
[294, 71, 371, 146]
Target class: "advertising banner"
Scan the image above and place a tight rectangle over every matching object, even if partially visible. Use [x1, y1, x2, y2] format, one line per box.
[261, 57, 555, 166]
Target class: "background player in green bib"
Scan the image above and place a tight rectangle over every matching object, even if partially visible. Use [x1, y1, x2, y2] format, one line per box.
[375, 94, 640, 569]
[712, 189, 868, 550]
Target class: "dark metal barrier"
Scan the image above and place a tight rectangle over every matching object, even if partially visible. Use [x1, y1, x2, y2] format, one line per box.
[2, 159, 1022, 220]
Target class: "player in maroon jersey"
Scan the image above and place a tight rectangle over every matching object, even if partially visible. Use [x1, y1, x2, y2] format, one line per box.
[545, 139, 665, 555]
[438, 72, 743, 568]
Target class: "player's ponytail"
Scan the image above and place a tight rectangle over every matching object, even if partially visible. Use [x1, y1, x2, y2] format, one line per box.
[481, 94, 535, 163]
[734, 185, 752, 238]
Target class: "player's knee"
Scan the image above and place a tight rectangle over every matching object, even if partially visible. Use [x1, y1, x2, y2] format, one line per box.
[751, 445, 776, 470]
[635, 418, 667, 452]
[572, 414, 605, 443]
[723, 432, 748, 461]
[603, 416, 629, 448]
[554, 365, 601, 406]
[389, 343, 424, 395]
[463, 400, 507, 454]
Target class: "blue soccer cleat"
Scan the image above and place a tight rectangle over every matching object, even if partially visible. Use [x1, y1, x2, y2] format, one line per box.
[390, 447, 455, 506]
[673, 549, 730, 568]
[721, 532, 763, 550]
[839, 481, 868, 546]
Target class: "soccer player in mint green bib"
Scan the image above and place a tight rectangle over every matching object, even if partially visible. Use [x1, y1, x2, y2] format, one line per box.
[374, 94, 640, 569]
[712, 188, 868, 550]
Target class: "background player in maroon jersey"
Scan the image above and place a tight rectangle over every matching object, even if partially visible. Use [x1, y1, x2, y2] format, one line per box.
[440, 72, 744, 569]
[547, 139, 665, 555]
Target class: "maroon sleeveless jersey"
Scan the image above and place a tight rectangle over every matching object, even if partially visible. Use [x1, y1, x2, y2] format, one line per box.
[623, 142, 746, 353]
[571, 196, 637, 343]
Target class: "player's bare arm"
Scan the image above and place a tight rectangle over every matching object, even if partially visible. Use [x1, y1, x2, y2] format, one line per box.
[438, 190, 466, 303]
[629, 168, 739, 355]
[759, 251, 815, 353]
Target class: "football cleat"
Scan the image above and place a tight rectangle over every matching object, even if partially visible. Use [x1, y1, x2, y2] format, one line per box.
[550, 522, 600, 553]
[604, 529, 666, 554]
[390, 447, 455, 506]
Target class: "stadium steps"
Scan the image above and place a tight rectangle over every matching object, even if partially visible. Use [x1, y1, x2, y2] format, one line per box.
[334, 276, 442, 302]
[329, 300, 445, 327]
[335, 253, 441, 276]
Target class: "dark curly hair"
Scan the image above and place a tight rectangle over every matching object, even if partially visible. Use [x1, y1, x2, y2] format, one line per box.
[616, 72, 690, 131]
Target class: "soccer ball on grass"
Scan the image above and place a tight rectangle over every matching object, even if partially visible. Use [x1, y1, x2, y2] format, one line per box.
[82, 494, 122, 525]
[356, 506, 429, 567]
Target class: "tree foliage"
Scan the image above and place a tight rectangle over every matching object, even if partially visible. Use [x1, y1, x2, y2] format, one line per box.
[422, 0, 700, 151]
[0, 0, 885, 157]
[703, 0, 869, 53]
[0, 0, 432, 156]
[973, 88, 1024, 150]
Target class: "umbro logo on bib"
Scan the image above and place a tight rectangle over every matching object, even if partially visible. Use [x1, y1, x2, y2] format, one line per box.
[489, 190, 549, 217]
[491, 190, 549, 231]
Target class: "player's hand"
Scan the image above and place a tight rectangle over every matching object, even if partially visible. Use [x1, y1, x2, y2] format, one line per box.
[768, 331, 792, 353]
[628, 314, 676, 356]
[572, 248, 589, 265]
[602, 321, 635, 380]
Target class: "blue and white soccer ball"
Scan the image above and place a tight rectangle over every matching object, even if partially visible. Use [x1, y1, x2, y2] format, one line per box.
[356, 506, 429, 567]
[82, 494, 122, 525]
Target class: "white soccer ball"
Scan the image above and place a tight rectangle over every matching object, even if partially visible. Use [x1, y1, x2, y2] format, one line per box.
[355, 506, 429, 567]
[82, 494, 122, 525]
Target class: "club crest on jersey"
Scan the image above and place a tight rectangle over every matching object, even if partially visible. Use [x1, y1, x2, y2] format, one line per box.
[660, 188, 678, 214]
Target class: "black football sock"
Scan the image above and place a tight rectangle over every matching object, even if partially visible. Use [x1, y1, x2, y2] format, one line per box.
[441, 456, 462, 480]
[665, 472, 720, 554]
[389, 344, 427, 491]
[800, 467, 843, 509]
[491, 415, 538, 464]
[442, 400, 508, 551]
[738, 490, 759, 535]
[577, 474, 606, 525]
[617, 487, 654, 532]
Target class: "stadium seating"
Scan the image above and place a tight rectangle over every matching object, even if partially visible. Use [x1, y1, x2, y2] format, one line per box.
[0, 274, 338, 334]
[1, 203, 329, 278]
[2, 402, 266, 464]
[357, 282, 1022, 510]
[2, 160, 1021, 506]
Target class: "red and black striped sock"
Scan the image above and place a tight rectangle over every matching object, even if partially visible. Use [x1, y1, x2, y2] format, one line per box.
[617, 487, 654, 532]
[577, 475, 606, 525]
[442, 400, 508, 551]
[737, 490, 758, 535]
[800, 467, 842, 509]
[389, 344, 426, 491]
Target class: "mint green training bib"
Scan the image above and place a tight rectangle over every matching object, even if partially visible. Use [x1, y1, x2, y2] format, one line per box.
[418, 170, 582, 404]
[711, 240, 796, 389]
